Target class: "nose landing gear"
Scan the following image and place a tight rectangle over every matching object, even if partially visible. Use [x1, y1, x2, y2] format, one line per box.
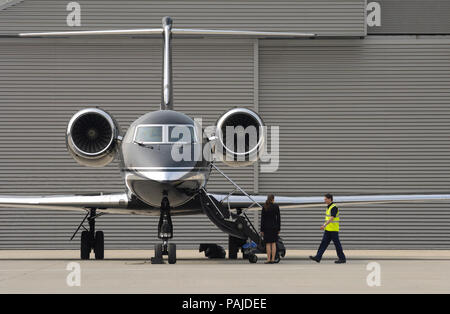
[152, 195, 177, 264]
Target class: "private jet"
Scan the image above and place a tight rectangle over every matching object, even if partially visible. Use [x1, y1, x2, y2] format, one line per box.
[2, 17, 449, 263]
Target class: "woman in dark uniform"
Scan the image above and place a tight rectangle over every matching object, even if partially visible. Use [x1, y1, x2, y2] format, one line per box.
[260, 194, 281, 264]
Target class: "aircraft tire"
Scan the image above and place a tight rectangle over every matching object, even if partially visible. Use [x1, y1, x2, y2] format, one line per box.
[168, 243, 177, 264]
[94, 231, 104, 260]
[80, 231, 91, 260]
[155, 243, 163, 259]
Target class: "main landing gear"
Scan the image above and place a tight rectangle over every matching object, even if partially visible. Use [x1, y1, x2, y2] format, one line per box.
[152, 195, 177, 264]
[71, 208, 105, 260]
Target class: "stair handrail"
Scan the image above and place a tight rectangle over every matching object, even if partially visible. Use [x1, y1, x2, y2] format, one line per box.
[211, 163, 263, 213]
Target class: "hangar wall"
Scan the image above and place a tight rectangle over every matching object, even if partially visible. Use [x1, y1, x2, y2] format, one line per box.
[0, 0, 449, 250]
[367, 0, 450, 34]
[259, 38, 450, 249]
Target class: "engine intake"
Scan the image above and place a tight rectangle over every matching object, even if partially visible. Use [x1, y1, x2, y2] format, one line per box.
[66, 108, 121, 167]
[215, 108, 265, 167]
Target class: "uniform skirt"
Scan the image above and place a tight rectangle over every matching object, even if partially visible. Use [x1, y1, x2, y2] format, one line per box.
[263, 229, 278, 243]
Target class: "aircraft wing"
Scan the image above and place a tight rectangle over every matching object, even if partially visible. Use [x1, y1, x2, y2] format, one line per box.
[0, 191, 448, 213]
[0, 193, 129, 213]
[209, 193, 450, 210]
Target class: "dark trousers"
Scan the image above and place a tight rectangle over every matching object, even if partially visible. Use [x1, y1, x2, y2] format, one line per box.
[316, 231, 346, 261]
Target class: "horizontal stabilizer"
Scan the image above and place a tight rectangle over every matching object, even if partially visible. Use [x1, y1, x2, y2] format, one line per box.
[19, 28, 164, 37]
[172, 28, 315, 38]
[19, 28, 315, 38]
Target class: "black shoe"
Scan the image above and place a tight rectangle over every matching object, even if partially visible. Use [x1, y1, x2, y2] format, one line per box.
[335, 260, 346, 264]
[309, 256, 320, 263]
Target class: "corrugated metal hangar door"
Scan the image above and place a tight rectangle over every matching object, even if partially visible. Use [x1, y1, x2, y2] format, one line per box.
[0, 38, 254, 249]
[3, 35, 450, 250]
[259, 37, 450, 249]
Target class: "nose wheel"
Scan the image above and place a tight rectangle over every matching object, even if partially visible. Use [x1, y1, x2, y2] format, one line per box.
[152, 196, 177, 264]
[167, 243, 177, 264]
[154, 242, 177, 264]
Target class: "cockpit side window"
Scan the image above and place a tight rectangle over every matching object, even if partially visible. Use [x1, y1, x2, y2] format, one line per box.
[134, 125, 163, 143]
[168, 125, 196, 143]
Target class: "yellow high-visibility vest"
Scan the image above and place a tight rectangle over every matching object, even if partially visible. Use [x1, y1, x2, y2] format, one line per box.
[325, 203, 340, 232]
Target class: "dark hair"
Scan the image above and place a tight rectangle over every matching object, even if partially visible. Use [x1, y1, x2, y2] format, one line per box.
[264, 194, 275, 210]
[324, 193, 333, 201]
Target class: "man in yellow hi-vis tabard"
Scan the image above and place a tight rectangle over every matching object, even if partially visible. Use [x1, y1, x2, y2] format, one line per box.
[310, 194, 346, 264]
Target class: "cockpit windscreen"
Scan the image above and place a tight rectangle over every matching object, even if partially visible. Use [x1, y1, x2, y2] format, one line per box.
[135, 126, 163, 143]
[134, 125, 196, 144]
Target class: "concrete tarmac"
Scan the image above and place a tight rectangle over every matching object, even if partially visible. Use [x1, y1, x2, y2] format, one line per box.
[0, 250, 449, 294]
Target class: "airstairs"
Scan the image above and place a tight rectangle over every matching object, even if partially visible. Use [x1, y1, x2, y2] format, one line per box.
[199, 164, 264, 251]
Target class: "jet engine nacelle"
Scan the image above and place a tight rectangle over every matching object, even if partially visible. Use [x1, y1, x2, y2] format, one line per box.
[215, 108, 265, 167]
[66, 108, 121, 167]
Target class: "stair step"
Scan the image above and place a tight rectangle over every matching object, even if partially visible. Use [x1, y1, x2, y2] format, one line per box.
[200, 190, 262, 248]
